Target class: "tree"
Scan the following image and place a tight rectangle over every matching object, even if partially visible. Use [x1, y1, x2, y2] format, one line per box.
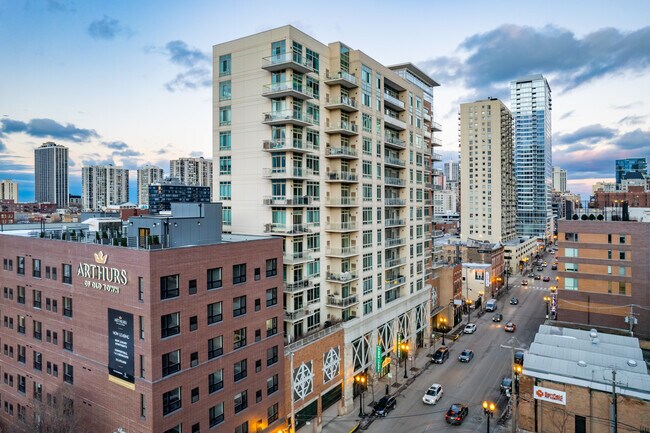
[572, 214, 579, 220]
[20, 387, 87, 433]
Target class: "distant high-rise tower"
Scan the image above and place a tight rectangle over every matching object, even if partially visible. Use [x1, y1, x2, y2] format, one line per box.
[82, 165, 129, 210]
[511, 75, 552, 240]
[443, 161, 459, 190]
[34, 142, 68, 207]
[137, 165, 164, 206]
[169, 157, 213, 188]
[0, 179, 18, 201]
[615, 158, 647, 187]
[460, 98, 516, 243]
[553, 167, 567, 193]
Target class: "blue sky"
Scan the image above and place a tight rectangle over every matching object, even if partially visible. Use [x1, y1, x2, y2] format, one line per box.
[1, 0, 649, 202]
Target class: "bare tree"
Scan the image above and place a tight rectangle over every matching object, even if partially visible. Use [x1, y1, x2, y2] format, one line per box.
[21, 387, 87, 433]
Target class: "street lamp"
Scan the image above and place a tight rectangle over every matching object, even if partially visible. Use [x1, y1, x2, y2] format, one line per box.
[467, 299, 473, 324]
[482, 400, 496, 433]
[478, 291, 484, 311]
[543, 296, 551, 319]
[514, 364, 522, 396]
[440, 317, 448, 345]
[355, 373, 367, 417]
[400, 343, 409, 379]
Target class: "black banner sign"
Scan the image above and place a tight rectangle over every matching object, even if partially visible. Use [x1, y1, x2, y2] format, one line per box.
[108, 308, 135, 384]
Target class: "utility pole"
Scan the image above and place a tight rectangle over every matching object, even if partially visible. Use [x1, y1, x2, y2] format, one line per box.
[627, 305, 637, 337]
[610, 369, 617, 433]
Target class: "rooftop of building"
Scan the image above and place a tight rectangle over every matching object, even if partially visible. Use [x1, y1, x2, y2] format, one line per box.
[388, 62, 439, 87]
[511, 74, 547, 84]
[523, 324, 650, 400]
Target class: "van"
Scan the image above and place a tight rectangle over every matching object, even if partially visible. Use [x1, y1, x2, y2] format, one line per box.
[485, 299, 497, 312]
[432, 347, 450, 364]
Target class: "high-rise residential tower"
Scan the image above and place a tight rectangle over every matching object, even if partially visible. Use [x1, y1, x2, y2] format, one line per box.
[615, 158, 647, 187]
[553, 166, 567, 193]
[169, 157, 213, 188]
[213, 25, 440, 410]
[34, 142, 69, 207]
[137, 165, 164, 206]
[0, 179, 18, 201]
[82, 165, 129, 210]
[459, 98, 516, 243]
[443, 161, 459, 190]
[511, 75, 552, 240]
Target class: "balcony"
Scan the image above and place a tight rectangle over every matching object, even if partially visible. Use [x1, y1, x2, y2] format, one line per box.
[262, 53, 314, 74]
[324, 197, 358, 207]
[285, 279, 312, 293]
[424, 130, 432, 139]
[384, 197, 406, 207]
[385, 237, 406, 248]
[283, 251, 314, 265]
[326, 271, 359, 283]
[324, 222, 358, 232]
[325, 96, 358, 112]
[284, 308, 308, 322]
[385, 257, 406, 269]
[262, 139, 317, 153]
[262, 167, 318, 180]
[325, 121, 358, 136]
[384, 135, 406, 150]
[432, 229, 444, 238]
[325, 171, 358, 183]
[324, 71, 358, 88]
[383, 92, 405, 111]
[384, 115, 406, 131]
[262, 81, 314, 100]
[431, 136, 442, 146]
[424, 111, 432, 122]
[326, 295, 359, 308]
[325, 146, 358, 159]
[263, 196, 312, 207]
[325, 246, 359, 257]
[262, 110, 317, 126]
[385, 177, 406, 187]
[431, 120, 442, 132]
[385, 219, 406, 228]
[384, 156, 405, 168]
[385, 276, 406, 290]
[265, 223, 316, 235]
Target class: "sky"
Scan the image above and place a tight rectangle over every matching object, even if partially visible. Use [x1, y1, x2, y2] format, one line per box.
[1, 0, 649, 203]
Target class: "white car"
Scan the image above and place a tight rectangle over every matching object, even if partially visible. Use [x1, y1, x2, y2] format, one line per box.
[463, 323, 477, 334]
[422, 383, 443, 405]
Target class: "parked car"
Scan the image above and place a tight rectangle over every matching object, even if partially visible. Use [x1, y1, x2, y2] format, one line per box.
[432, 347, 450, 364]
[528, 273, 535, 278]
[551, 265, 558, 270]
[373, 395, 397, 417]
[422, 383, 444, 405]
[543, 276, 550, 282]
[492, 313, 503, 322]
[537, 266, 544, 271]
[514, 350, 525, 365]
[504, 322, 516, 332]
[463, 323, 477, 334]
[458, 349, 474, 362]
[521, 280, 528, 286]
[510, 297, 519, 305]
[445, 403, 469, 425]
[486, 299, 498, 312]
[500, 376, 513, 394]
[543, 262, 548, 267]
[534, 274, 541, 280]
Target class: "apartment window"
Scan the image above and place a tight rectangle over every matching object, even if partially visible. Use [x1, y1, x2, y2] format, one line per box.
[191, 387, 200, 404]
[63, 363, 74, 384]
[362, 207, 372, 224]
[140, 393, 146, 418]
[255, 268, 261, 281]
[618, 282, 626, 295]
[32, 258, 41, 278]
[363, 276, 372, 294]
[17, 285, 25, 304]
[362, 184, 372, 201]
[363, 230, 372, 248]
[266, 258, 278, 277]
[161, 312, 180, 338]
[63, 330, 73, 351]
[207, 267, 222, 290]
[619, 235, 626, 244]
[266, 287, 277, 307]
[565, 233, 578, 241]
[208, 301, 223, 324]
[363, 253, 372, 271]
[190, 352, 198, 367]
[34, 382, 43, 401]
[62, 263, 72, 284]
[234, 390, 248, 414]
[17, 375, 26, 393]
[565, 277, 578, 291]
[63, 296, 73, 317]
[255, 329, 262, 342]
[608, 234, 612, 244]
[619, 251, 626, 260]
[34, 351, 42, 371]
[234, 359, 247, 382]
[219, 53, 231, 76]
[565, 263, 578, 272]
[362, 160, 372, 178]
[619, 266, 626, 277]
[17, 314, 24, 333]
[209, 369, 224, 393]
[219, 156, 231, 175]
[608, 250, 612, 259]
[223, 206, 232, 225]
[189, 315, 198, 331]
[209, 402, 224, 427]
[162, 350, 181, 377]
[233, 263, 246, 284]
[233, 295, 247, 317]
[18, 345, 25, 363]
[219, 131, 231, 150]
[565, 247, 578, 258]
[267, 374, 279, 395]
[51, 266, 57, 280]
[219, 106, 231, 126]
[160, 274, 180, 300]
[233, 328, 247, 350]
[219, 80, 231, 101]
[33, 290, 42, 309]
[33, 320, 42, 340]
[266, 317, 278, 337]
[363, 299, 373, 315]
[208, 336, 223, 359]
[268, 403, 279, 424]
[164, 426, 182, 433]
[266, 346, 278, 366]
[162, 387, 182, 415]
[140, 354, 146, 378]
[17, 256, 25, 275]
[235, 421, 249, 433]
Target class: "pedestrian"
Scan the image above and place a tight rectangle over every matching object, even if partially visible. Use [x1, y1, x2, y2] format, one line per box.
[385, 384, 389, 395]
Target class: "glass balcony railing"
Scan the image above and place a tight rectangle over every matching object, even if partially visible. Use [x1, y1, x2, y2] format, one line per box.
[262, 81, 314, 99]
[384, 135, 406, 148]
[325, 222, 358, 231]
[385, 219, 406, 227]
[325, 71, 358, 86]
[385, 237, 406, 247]
[324, 197, 358, 206]
[262, 53, 314, 73]
[384, 276, 406, 289]
[263, 110, 318, 125]
[326, 171, 358, 182]
[326, 271, 359, 282]
[325, 96, 358, 109]
[385, 177, 406, 187]
[285, 279, 312, 292]
[384, 197, 406, 206]
[326, 121, 358, 134]
[326, 246, 359, 256]
[385, 257, 406, 268]
[262, 196, 312, 206]
[262, 139, 317, 152]
[326, 146, 358, 157]
[326, 295, 359, 308]
[384, 156, 406, 167]
[383, 92, 405, 110]
[262, 167, 317, 178]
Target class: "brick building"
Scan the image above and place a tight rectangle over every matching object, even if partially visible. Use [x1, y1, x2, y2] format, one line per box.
[593, 185, 650, 210]
[0, 203, 286, 433]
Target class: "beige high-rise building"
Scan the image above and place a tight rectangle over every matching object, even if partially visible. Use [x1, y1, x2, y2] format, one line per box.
[213, 25, 441, 410]
[137, 165, 164, 206]
[169, 157, 212, 187]
[34, 141, 68, 207]
[460, 98, 515, 243]
[0, 179, 18, 201]
[81, 165, 129, 210]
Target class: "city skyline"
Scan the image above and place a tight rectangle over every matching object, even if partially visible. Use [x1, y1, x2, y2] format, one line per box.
[1, 0, 649, 202]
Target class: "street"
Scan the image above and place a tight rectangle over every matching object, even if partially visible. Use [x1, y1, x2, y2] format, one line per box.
[365, 253, 557, 432]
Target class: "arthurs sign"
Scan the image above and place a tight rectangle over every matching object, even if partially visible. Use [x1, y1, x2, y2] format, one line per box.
[534, 385, 566, 405]
[77, 251, 128, 294]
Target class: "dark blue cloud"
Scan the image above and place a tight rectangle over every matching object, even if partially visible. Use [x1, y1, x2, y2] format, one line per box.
[615, 129, 650, 150]
[420, 24, 650, 92]
[0, 139, 6, 152]
[148, 40, 211, 92]
[618, 115, 647, 126]
[112, 149, 142, 157]
[165, 68, 211, 92]
[81, 158, 116, 167]
[555, 124, 616, 145]
[0, 118, 99, 142]
[165, 40, 209, 67]
[560, 111, 574, 120]
[103, 141, 128, 150]
[87, 15, 132, 40]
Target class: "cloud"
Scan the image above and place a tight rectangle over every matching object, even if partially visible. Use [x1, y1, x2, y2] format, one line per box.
[87, 15, 132, 40]
[149, 40, 211, 92]
[611, 101, 643, 110]
[112, 149, 142, 157]
[0, 139, 5, 152]
[46, 0, 71, 12]
[189, 151, 204, 158]
[165, 40, 209, 67]
[560, 111, 574, 120]
[103, 141, 128, 150]
[81, 157, 116, 167]
[615, 129, 650, 150]
[165, 68, 211, 92]
[554, 124, 616, 145]
[0, 118, 99, 142]
[619, 115, 647, 126]
[419, 24, 650, 93]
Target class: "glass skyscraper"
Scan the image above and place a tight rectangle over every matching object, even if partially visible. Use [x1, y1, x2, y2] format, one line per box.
[615, 158, 647, 186]
[511, 75, 552, 240]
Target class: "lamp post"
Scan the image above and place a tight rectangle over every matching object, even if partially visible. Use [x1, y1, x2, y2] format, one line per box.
[482, 400, 495, 433]
[467, 299, 473, 324]
[400, 343, 409, 379]
[355, 373, 367, 417]
[505, 260, 510, 290]
[440, 317, 448, 345]
[543, 295, 551, 319]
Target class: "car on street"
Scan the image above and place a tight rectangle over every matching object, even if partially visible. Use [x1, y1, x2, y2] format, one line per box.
[422, 383, 444, 405]
[514, 350, 525, 365]
[432, 347, 450, 364]
[543, 262, 548, 267]
[534, 274, 541, 280]
[373, 395, 397, 417]
[537, 266, 544, 271]
[463, 323, 477, 334]
[445, 403, 469, 425]
[458, 349, 474, 362]
[543, 276, 550, 282]
[521, 280, 528, 286]
[504, 322, 516, 332]
[500, 377, 513, 394]
[492, 313, 503, 322]
[528, 273, 535, 278]
[510, 297, 519, 305]
[551, 265, 557, 270]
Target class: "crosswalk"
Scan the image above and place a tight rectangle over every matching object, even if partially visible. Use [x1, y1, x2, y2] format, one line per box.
[522, 285, 551, 291]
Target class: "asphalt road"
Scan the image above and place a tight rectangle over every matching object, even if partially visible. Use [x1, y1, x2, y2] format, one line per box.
[367, 253, 557, 433]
